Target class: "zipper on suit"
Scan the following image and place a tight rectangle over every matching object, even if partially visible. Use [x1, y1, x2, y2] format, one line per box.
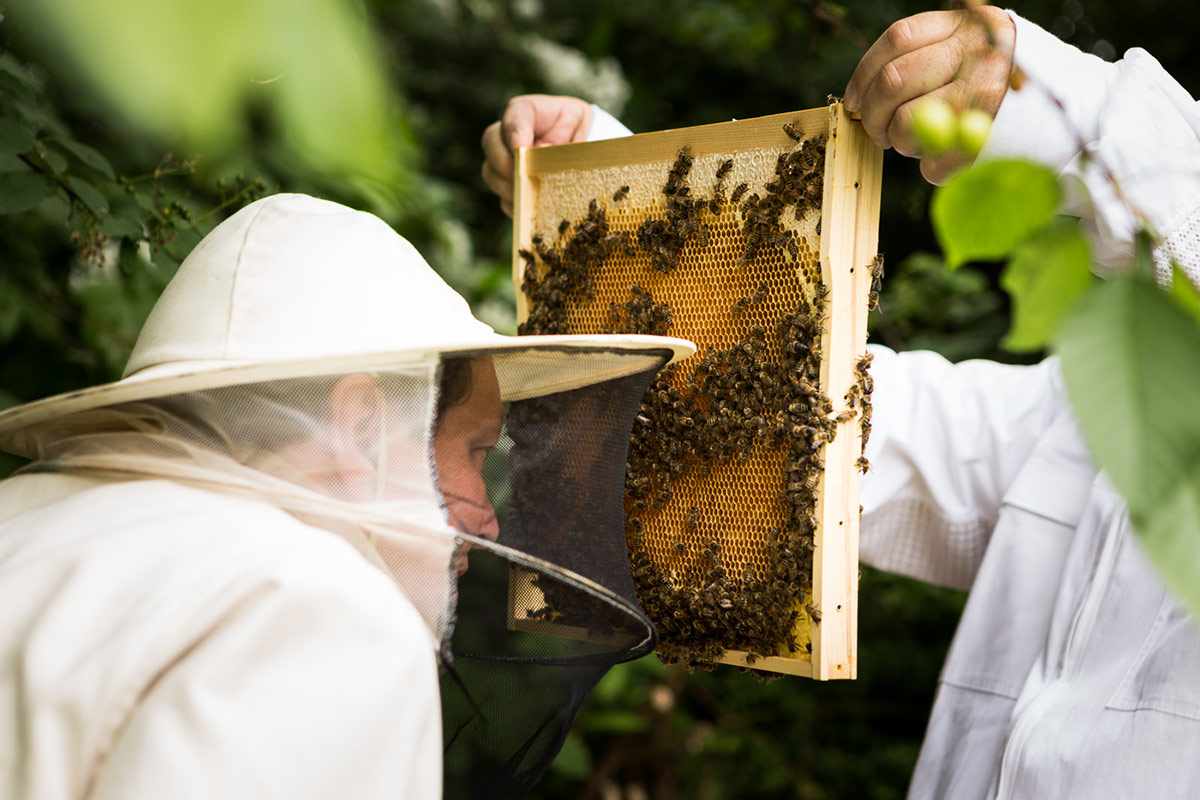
[992, 503, 1121, 799]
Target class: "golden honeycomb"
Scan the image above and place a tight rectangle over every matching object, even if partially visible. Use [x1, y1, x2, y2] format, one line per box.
[519, 135, 834, 669]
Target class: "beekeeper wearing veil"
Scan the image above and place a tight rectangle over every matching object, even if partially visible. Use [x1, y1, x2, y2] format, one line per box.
[0, 193, 693, 799]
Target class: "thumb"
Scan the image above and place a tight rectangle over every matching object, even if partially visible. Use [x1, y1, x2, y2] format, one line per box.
[502, 97, 540, 150]
[508, 120, 532, 150]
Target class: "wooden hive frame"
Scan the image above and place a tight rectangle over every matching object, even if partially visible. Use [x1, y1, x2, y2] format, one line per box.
[511, 104, 882, 679]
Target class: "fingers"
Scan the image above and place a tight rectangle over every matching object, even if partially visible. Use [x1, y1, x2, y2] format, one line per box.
[919, 149, 972, 186]
[480, 121, 515, 211]
[846, 11, 966, 118]
[480, 161, 513, 217]
[845, 7, 1015, 184]
[859, 38, 965, 153]
[481, 94, 593, 217]
[502, 94, 592, 149]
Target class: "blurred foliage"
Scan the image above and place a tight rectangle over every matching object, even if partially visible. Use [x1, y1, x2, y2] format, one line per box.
[8, 0, 413, 210]
[535, 569, 965, 800]
[1, 0, 1189, 797]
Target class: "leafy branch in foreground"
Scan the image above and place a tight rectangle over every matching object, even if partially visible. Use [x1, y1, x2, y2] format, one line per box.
[0, 47, 269, 393]
[932, 154, 1200, 623]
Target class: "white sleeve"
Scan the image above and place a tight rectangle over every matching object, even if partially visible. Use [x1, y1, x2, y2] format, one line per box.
[588, 104, 634, 141]
[88, 557, 442, 800]
[859, 345, 1069, 590]
[984, 12, 1200, 279]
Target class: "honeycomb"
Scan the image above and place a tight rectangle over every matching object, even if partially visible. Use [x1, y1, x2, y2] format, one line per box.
[518, 128, 846, 670]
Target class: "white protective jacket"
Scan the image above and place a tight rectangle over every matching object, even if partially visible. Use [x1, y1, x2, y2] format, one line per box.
[586, 8, 1200, 798]
[0, 473, 442, 799]
[862, 12, 1200, 799]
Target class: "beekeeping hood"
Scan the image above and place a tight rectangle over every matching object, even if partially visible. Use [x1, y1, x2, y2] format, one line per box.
[0, 193, 694, 799]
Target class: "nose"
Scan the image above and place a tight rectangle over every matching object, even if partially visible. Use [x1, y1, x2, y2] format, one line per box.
[448, 493, 500, 576]
[444, 491, 500, 542]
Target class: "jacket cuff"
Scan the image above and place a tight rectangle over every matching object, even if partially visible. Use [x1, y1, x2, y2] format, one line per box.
[588, 104, 634, 141]
[981, 11, 1117, 172]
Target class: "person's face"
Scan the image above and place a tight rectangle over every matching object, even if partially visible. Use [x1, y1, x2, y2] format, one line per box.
[434, 357, 503, 570]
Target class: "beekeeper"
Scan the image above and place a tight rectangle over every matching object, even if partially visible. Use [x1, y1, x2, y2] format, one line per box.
[0, 193, 693, 799]
[481, 5, 1200, 798]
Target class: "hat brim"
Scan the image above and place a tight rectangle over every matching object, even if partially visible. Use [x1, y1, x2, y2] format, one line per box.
[0, 333, 694, 457]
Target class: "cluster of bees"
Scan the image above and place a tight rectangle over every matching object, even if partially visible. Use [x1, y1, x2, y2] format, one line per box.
[604, 284, 673, 336]
[627, 294, 833, 668]
[634, 148, 712, 273]
[847, 352, 875, 473]
[518, 198, 634, 335]
[518, 123, 866, 669]
[867, 252, 884, 311]
[737, 132, 827, 268]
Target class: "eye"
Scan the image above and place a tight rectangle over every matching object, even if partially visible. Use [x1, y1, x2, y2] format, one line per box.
[472, 445, 494, 471]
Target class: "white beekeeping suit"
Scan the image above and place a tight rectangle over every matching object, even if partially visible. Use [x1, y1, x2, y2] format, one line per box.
[0, 194, 694, 800]
[861, 12, 1200, 799]
[577, 7, 1200, 796]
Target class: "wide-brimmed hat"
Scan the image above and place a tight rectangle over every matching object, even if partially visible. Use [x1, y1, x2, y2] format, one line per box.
[0, 193, 693, 457]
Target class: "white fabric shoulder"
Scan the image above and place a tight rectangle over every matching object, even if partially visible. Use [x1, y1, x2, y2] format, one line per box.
[588, 104, 634, 141]
[859, 346, 1069, 589]
[0, 478, 441, 800]
[986, 11, 1200, 277]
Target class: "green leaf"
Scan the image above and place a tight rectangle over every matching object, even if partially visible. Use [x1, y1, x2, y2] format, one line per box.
[999, 218, 1093, 352]
[68, 176, 110, 216]
[1058, 273, 1200, 526]
[57, 138, 115, 179]
[932, 159, 1060, 269]
[1132, 228, 1156, 279]
[98, 215, 143, 239]
[0, 153, 25, 173]
[0, 53, 39, 91]
[16, 0, 411, 206]
[38, 144, 68, 174]
[0, 119, 35, 155]
[1169, 263, 1200, 324]
[0, 171, 55, 213]
[1138, 475, 1200, 622]
[1059, 269, 1200, 646]
[132, 190, 158, 213]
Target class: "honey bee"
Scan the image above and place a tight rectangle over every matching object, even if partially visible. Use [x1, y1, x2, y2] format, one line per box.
[716, 159, 733, 180]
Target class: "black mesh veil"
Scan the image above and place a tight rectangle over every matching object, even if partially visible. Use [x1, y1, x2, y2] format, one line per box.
[441, 353, 665, 799]
[3, 344, 672, 799]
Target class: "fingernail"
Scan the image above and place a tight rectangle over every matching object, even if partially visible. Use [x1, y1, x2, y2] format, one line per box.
[844, 86, 859, 111]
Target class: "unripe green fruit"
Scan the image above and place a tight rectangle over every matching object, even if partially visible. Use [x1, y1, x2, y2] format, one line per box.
[910, 98, 957, 155]
[957, 108, 992, 157]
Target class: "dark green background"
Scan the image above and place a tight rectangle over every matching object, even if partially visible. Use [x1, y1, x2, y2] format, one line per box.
[1, 2, 1188, 797]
